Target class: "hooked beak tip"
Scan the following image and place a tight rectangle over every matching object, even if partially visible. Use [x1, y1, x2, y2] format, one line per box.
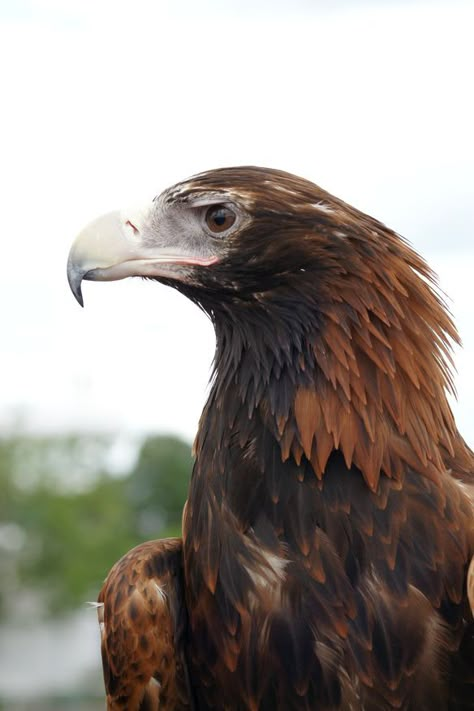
[67, 261, 85, 307]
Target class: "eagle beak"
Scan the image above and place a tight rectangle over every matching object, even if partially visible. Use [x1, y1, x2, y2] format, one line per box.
[67, 206, 219, 306]
[67, 210, 134, 307]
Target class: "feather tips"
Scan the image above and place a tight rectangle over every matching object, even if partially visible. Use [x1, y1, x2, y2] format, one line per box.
[281, 234, 465, 490]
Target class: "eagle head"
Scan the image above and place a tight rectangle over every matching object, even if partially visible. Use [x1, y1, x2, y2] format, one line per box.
[67, 166, 465, 490]
[67, 167, 381, 308]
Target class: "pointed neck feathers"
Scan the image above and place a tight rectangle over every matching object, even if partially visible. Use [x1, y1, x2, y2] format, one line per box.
[198, 229, 463, 492]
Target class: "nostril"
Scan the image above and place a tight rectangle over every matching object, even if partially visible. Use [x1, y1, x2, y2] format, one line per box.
[125, 220, 140, 236]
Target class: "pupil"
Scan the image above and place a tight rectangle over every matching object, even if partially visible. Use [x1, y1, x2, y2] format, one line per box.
[214, 210, 226, 226]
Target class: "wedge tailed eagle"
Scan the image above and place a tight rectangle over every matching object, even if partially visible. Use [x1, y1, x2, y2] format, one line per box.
[68, 167, 474, 710]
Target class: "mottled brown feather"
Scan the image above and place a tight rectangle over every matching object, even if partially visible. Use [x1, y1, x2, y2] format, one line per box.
[97, 538, 192, 711]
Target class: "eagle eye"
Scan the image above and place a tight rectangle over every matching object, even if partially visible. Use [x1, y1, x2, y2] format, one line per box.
[205, 205, 236, 234]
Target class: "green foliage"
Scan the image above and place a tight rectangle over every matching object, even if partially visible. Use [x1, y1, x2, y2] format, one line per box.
[0, 433, 192, 620]
[127, 435, 193, 537]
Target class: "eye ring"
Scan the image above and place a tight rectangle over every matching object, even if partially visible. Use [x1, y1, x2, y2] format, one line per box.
[205, 205, 237, 234]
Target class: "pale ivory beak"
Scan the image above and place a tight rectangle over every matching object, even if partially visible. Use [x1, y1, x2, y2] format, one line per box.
[67, 206, 218, 306]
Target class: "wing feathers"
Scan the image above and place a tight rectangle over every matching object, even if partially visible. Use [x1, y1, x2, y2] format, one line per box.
[97, 538, 192, 711]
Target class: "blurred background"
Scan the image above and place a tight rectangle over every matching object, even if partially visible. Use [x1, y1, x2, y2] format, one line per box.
[1, 0, 473, 708]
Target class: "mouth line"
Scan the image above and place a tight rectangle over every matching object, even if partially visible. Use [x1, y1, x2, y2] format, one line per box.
[83, 254, 221, 281]
[69, 253, 221, 307]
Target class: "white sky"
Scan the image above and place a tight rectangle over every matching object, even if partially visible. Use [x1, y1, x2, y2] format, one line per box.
[1, 0, 473, 448]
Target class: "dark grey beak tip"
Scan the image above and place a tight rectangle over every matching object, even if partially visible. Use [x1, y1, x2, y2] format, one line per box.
[67, 261, 85, 307]
[75, 287, 85, 308]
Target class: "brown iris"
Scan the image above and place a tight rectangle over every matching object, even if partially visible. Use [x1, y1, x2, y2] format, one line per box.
[205, 205, 236, 234]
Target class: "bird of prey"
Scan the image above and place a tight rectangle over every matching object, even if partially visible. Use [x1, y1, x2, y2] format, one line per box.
[68, 167, 474, 710]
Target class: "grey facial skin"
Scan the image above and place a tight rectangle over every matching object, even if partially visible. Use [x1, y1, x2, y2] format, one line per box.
[67, 191, 246, 306]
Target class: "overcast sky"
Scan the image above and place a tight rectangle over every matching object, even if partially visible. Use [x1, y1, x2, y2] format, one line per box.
[1, 0, 473, 448]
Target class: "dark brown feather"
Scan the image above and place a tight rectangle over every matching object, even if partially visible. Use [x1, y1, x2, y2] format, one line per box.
[175, 168, 474, 709]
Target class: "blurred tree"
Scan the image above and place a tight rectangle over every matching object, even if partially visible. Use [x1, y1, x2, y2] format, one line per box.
[0, 433, 192, 620]
[127, 435, 193, 538]
[17, 475, 136, 614]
